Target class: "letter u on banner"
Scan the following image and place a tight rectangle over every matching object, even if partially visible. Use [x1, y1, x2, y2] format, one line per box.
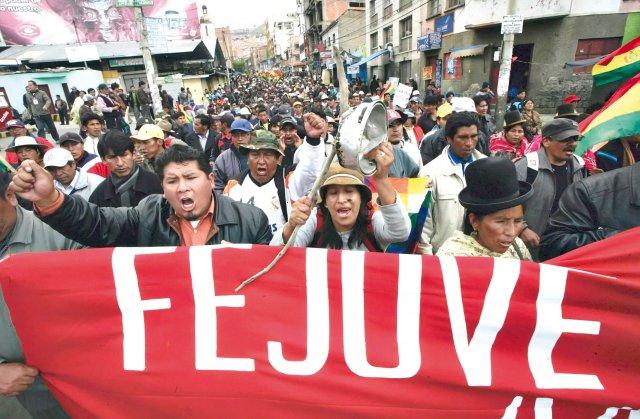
[342, 252, 422, 378]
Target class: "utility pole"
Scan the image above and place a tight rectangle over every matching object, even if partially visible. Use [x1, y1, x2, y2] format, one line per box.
[134, 7, 162, 116]
[495, 0, 518, 129]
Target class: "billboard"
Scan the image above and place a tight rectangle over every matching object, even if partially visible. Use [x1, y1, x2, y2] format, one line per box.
[0, 0, 200, 46]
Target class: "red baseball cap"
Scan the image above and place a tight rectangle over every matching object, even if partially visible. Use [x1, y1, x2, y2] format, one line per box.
[564, 94, 581, 104]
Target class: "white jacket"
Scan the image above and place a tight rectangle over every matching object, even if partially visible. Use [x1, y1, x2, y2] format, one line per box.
[418, 146, 486, 254]
[54, 170, 104, 202]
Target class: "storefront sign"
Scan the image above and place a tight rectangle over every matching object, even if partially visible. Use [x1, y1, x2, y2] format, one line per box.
[417, 32, 442, 52]
[501, 15, 524, 34]
[435, 58, 443, 87]
[347, 65, 360, 75]
[109, 57, 144, 67]
[435, 13, 454, 35]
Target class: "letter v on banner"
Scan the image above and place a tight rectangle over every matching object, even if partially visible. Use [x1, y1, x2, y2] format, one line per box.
[112, 247, 176, 371]
[439, 257, 521, 386]
[267, 248, 330, 375]
[342, 252, 422, 378]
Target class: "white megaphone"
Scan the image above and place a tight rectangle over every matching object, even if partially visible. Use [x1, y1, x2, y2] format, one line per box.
[334, 100, 388, 176]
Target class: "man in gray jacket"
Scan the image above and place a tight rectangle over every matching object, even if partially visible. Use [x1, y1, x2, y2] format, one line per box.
[0, 172, 81, 418]
[25, 80, 60, 142]
[515, 118, 587, 258]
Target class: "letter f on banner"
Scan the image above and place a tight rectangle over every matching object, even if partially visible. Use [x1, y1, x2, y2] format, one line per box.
[112, 247, 176, 371]
[439, 257, 520, 386]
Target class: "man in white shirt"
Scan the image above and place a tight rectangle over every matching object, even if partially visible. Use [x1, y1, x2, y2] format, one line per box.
[224, 131, 290, 234]
[80, 112, 105, 155]
[418, 112, 486, 254]
[43, 148, 103, 201]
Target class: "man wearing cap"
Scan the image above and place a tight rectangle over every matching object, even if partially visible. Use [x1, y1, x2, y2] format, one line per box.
[96, 83, 122, 131]
[43, 148, 103, 201]
[131, 124, 169, 173]
[58, 132, 109, 178]
[213, 118, 253, 192]
[3, 120, 53, 167]
[25, 80, 60, 142]
[278, 116, 303, 173]
[90, 130, 162, 209]
[0, 172, 81, 419]
[79, 94, 97, 122]
[223, 131, 291, 233]
[418, 112, 486, 255]
[515, 118, 587, 256]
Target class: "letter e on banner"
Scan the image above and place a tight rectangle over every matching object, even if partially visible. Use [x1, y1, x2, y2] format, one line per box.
[112, 247, 176, 371]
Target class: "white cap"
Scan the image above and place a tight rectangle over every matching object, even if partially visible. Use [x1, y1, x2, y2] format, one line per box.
[43, 148, 74, 168]
[451, 97, 477, 113]
[7, 136, 45, 152]
[239, 107, 252, 116]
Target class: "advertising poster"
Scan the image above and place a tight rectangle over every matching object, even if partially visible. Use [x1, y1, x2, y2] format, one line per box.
[0, 0, 200, 45]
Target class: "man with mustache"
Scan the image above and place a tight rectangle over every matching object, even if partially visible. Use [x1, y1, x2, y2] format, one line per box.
[515, 118, 588, 258]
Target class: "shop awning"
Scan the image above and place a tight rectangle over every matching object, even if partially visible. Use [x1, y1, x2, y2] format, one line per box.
[352, 49, 390, 67]
[563, 56, 605, 68]
[449, 44, 489, 59]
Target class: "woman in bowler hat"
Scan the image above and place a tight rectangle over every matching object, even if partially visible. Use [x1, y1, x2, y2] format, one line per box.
[437, 157, 533, 259]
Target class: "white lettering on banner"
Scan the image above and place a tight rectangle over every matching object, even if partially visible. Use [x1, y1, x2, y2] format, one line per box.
[112, 247, 176, 371]
[528, 264, 603, 389]
[598, 407, 640, 419]
[267, 248, 329, 375]
[534, 398, 553, 419]
[190, 246, 255, 371]
[342, 252, 422, 378]
[439, 257, 520, 386]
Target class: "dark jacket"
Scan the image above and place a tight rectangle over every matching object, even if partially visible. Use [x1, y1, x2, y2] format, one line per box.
[539, 163, 640, 260]
[185, 129, 220, 159]
[40, 192, 273, 247]
[420, 128, 489, 165]
[88, 169, 163, 208]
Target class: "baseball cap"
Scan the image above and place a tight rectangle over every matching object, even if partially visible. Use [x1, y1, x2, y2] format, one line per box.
[451, 97, 476, 113]
[542, 118, 581, 141]
[230, 119, 253, 133]
[131, 124, 164, 141]
[83, 94, 95, 102]
[6, 119, 26, 130]
[387, 109, 403, 125]
[58, 132, 84, 145]
[43, 148, 74, 168]
[240, 130, 283, 156]
[293, 101, 303, 107]
[239, 107, 252, 116]
[157, 119, 173, 132]
[436, 102, 454, 119]
[564, 94, 581, 104]
[6, 136, 45, 152]
[280, 116, 297, 128]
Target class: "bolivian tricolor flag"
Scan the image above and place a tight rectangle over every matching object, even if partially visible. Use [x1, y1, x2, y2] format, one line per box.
[592, 36, 640, 86]
[576, 72, 640, 155]
[0, 155, 15, 173]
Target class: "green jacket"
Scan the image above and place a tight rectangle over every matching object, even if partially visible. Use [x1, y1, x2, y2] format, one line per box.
[0, 206, 81, 418]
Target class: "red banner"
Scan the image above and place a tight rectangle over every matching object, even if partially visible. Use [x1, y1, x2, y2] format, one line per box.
[1, 229, 640, 418]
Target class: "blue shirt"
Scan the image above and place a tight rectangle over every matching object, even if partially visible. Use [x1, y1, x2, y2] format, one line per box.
[447, 148, 474, 173]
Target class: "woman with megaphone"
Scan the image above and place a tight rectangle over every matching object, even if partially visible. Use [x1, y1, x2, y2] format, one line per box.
[270, 141, 411, 251]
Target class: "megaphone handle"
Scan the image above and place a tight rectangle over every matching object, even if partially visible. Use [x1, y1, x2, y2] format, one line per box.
[235, 145, 338, 292]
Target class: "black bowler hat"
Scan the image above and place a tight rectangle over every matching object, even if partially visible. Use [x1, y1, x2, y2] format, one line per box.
[459, 157, 533, 213]
[503, 110, 526, 129]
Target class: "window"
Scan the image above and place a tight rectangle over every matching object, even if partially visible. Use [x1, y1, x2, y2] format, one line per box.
[447, 0, 464, 8]
[399, 61, 411, 82]
[370, 32, 379, 53]
[383, 26, 393, 45]
[333, 34, 336, 45]
[573, 37, 622, 74]
[383, 3, 393, 19]
[427, 0, 440, 17]
[369, 0, 376, 15]
[400, 17, 412, 51]
[399, 0, 413, 12]
[349, 2, 365, 7]
[443, 52, 462, 80]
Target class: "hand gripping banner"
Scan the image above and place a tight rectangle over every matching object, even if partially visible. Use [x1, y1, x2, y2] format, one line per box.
[1, 228, 639, 418]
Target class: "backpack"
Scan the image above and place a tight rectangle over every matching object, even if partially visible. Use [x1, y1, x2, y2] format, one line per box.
[310, 203, 382, 251]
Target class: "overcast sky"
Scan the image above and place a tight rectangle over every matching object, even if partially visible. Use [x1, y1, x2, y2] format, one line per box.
[205, 0, 299, 30]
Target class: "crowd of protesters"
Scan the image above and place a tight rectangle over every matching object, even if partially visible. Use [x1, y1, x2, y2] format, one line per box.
[1, 70, 639, 417]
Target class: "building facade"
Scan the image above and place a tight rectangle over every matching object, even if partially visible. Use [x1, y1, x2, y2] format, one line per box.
[412, 0, 640, 112]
